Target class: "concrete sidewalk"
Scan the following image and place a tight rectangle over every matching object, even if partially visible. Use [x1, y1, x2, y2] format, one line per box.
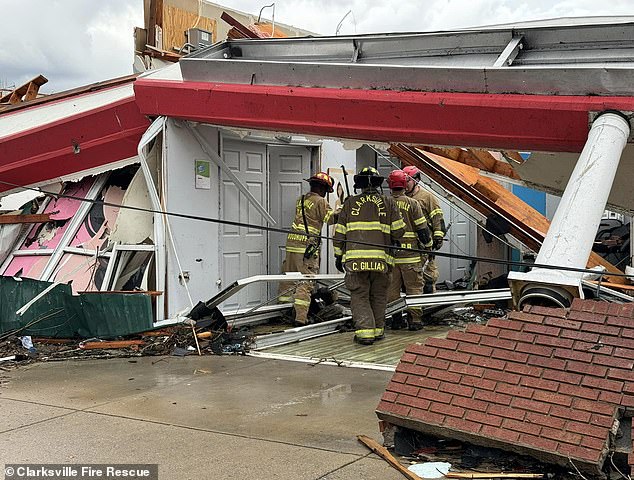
[0, 355, 403, 479]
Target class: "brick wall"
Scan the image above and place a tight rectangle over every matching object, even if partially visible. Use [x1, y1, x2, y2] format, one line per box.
[377, 299, 634, 474]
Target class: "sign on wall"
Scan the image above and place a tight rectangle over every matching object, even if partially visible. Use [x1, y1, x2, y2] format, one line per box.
[195, 159, 211, 189]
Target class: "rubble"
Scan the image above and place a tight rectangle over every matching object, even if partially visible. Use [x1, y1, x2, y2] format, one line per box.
[0, 322, 255, 368]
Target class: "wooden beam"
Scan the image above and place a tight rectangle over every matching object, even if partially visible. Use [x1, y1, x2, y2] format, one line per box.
[587, 280, 634, 291]
[502, 151, 526, 164]
[147, 0, 162, 48]
[0, 75, 47, 103]
[143, 45, 181, 62]
[417, 146, 521, 180]
[0, 214, 51, 224]
[24, 82, 40, 102]
[357, 435, 422, 480]
[80, 340, 146, 350]
[220, 12, 260, 39]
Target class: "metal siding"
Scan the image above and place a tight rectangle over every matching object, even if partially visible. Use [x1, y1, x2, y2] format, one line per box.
[512, 184, 547, 215]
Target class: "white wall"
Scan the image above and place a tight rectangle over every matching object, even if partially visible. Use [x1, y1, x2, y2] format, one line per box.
[321, 139, 356, 172]
[164, 121, 220, 317]
[319, 140, 356, 274]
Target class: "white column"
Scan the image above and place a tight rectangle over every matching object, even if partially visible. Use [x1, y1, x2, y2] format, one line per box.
[509, 112, 631, 307]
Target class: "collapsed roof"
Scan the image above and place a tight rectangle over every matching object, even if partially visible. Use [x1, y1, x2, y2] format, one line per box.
[134, 19, 634, 212]
[377, 299, 634, 475]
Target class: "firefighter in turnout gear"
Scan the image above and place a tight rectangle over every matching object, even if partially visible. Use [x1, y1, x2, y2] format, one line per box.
[333, 167, 406, 345]
[403, 165, 447, 293]
[279, 172, 337, 325]
[386, 170, 433, 330]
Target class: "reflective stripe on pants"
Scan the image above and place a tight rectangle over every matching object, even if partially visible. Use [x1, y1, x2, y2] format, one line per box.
[387, 262, 424, 324]
[279, 252, 319, 323]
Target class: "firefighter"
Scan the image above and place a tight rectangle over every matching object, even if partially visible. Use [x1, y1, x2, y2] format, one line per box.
[386, 170, 433, 331]
[333, 167, 405, 345]
[279, 172, 336, 325]
[403, 165, 447, 293]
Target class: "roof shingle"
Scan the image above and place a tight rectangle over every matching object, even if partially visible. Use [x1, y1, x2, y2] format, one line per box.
[377, 299, 634, 474]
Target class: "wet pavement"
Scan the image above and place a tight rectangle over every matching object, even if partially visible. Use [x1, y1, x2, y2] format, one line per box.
[0, 355, 403, 479]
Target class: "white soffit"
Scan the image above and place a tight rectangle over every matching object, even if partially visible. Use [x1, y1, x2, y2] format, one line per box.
[0, 84, 135, 140]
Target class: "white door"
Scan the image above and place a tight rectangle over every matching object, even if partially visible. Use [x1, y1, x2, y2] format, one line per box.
[220, 139, 268, 310]
[268, 145, 313, 278]
[436, 199, 476, 283]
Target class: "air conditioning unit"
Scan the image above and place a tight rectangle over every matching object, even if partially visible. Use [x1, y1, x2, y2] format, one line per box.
[186, 28, 214, 51]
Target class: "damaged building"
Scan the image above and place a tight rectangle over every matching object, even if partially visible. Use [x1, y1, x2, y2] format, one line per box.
[2, 5, 634, 477]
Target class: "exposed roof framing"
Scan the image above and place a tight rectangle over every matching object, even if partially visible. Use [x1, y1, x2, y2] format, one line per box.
[390, 144, 627, 281]
[135, 20, 634, 155]
[0, 75, 48, 109]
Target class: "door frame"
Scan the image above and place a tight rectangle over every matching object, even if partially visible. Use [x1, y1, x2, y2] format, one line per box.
[218, 131, 320, 302]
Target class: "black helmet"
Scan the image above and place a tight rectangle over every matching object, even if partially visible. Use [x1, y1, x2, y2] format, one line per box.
[353, 166, 384, 189]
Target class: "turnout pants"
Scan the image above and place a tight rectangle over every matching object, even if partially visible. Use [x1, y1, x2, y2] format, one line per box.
[387, 263, 424, 324]
[278, 252, 319, 324]
[422, 254, 439, 291]
[345, 270, 391, 340]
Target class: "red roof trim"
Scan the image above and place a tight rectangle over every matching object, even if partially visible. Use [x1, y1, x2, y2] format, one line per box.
[0, 97, 149, 193]
[134, 78, 634, 152]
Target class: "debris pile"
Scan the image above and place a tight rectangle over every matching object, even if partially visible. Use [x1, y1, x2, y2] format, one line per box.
[390, 427, 564, 477]
[0, 322, 254, 367]
[431, 305, 511, 328]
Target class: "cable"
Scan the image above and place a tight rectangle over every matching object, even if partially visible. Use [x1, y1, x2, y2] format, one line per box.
[0, 178, 628, 279]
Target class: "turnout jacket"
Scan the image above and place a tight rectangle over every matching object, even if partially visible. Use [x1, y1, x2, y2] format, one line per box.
[285, 192, 334, 255]
[408, 187, 446, 240]
[333, 189, 406, 273]
[391, 191, 432, 264]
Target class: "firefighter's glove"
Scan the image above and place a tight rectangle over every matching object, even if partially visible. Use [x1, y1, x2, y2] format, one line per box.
[304, 241, 319, 260]
[433, 237, 444, 250]
[335, 256, 344, 273]
[417, 228, 431, 248]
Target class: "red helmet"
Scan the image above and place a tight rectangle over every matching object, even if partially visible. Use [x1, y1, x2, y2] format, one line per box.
[308, 172, 334, 193]
[403, 165, 421, 180]
[387, 170, 408, 190]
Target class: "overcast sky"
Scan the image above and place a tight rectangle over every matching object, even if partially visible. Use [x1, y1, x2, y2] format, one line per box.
[1, 0, 633, 93]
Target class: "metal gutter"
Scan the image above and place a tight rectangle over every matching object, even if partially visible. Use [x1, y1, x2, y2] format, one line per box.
[224, 303, 292, 327]
[581, 280, 634, 303]
[247, 351, 396, 372]
[252, 316, 351, 350]
[386, 288, 512, 317]
[180, 23, 634, 96]
[200, 273, 344, 311]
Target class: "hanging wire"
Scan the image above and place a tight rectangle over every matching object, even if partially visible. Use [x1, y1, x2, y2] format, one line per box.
[0, 177, 628, 281]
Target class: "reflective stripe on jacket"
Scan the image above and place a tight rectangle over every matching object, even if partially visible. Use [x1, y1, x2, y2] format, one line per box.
[409, 187, 446, 238]
[333, 189, 405, 272]
[391, 191, 432, 264]
[285, 192, 333, 254]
